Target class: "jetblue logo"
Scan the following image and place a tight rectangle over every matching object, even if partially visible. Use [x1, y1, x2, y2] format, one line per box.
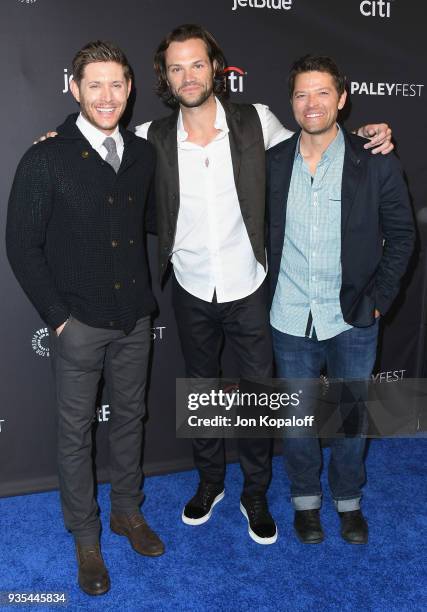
[360, 1, 392, 18]
[232, 0, 292, 11]
[62, 68, 73, 94]
[225, 67, 246, 93]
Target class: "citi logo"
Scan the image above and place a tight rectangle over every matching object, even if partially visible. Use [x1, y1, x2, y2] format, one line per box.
[232, 0, 292, 10]
[360, 1, 392, 18]
[225, 67, 246, 93]
[62, 68, 73, 94]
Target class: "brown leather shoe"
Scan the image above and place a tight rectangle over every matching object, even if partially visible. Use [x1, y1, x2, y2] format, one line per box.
[110, 512, 165, 557]
[75, 543, 110, 596]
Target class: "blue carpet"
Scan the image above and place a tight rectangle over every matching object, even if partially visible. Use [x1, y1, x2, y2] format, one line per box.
[0, 439, 426, 612]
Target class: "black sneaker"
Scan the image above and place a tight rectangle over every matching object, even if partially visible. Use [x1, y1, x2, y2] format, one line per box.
[182, 482, 225, 525]
[240, 495, 278, 545]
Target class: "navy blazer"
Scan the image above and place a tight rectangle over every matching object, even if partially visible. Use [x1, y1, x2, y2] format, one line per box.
[266, 128, 415, 327]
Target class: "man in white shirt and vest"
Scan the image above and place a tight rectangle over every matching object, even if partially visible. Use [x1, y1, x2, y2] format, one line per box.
[137, 24, 393, 545]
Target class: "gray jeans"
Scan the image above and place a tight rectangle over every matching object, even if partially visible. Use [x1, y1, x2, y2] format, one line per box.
[49, 316, 151, 544]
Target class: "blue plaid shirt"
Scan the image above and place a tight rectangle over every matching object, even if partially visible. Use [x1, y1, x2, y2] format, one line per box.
[270, 126, 352, 341]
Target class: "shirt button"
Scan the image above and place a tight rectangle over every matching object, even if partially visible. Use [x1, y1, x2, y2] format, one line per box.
[114, 282, 121, 290]
[132, 279, 136, 284]
[108, 196, 114, 204]
[312, 275, 316, 281]
[313, 226, 318, 232]
[111, 240, 118, 248]
[128, 195, 133, 202]
[129, 239, 134, 245]
[312, 298, 317, 304]
[109, 321, 115, 327]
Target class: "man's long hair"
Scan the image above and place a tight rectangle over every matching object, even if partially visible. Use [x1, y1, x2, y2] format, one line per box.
[154, 24, 227, 108]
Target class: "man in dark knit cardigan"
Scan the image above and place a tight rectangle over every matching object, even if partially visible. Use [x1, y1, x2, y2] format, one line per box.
[6, 41, 164, 596]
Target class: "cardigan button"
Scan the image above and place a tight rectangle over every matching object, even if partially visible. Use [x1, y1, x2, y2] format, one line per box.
[111, 240, 118, 248]
[114, 282, 121, 290]
[107, 196, 114, 204]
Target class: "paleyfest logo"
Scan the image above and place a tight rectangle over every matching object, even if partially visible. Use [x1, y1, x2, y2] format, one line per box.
[232, 0, 293, 10]
[32, 328, 50, 358]
[225, 66, 246, 93]
[350, 81, 424, 97]
[32, 325, 166, 357]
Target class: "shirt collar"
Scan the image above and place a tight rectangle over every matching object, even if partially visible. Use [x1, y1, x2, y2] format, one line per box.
[76, 112, 122, 151]
[295, 124, 343, 162]
[177, 97, 229, 142]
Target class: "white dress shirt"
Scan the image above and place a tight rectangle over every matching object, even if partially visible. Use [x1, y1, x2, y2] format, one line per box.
[76, 113, 124, 162]
[135, 99, 292, 302]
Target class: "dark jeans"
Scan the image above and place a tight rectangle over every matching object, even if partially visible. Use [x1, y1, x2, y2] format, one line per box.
[172, 276, 273, 497]
[272, 321, 379, 511]
[49, 315, 151, 544]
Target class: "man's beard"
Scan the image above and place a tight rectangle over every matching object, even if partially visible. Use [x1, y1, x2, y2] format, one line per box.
[173, 82, 214, 108]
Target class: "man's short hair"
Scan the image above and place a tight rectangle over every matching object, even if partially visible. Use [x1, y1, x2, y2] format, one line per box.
[72, 40, 132, 85]
[288, 54, 346, 98]
[153, 23, 227, 107]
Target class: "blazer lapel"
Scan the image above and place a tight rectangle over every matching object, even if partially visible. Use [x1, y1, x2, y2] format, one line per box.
[341, 131, 364, 239]
[271, 133, 299, 242]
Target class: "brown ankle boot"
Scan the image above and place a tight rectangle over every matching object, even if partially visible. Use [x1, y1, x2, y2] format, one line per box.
[75, 542, 110, 596]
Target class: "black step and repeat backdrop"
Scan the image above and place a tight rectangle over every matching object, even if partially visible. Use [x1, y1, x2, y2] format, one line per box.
[1, 0, 426, 497]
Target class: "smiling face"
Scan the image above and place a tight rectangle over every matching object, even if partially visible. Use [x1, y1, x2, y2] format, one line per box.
[291, 70, 347, 136]
[70, 61, 131, 134]
[165, 37, 215, 108]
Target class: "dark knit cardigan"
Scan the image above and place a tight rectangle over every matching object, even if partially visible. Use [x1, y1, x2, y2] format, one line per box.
[6, 114, 157, 334]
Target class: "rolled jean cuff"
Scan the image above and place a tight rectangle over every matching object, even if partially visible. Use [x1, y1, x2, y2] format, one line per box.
[292, 495, 322, 511]
[334, 497, 361, 512]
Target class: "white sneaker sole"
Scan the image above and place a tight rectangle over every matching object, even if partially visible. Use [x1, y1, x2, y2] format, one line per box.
[240, 502, 278, 545]
[182, 490, 225, 526]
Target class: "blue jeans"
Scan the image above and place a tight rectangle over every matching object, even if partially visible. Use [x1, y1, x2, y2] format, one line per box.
[272, 321, 379, 512]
